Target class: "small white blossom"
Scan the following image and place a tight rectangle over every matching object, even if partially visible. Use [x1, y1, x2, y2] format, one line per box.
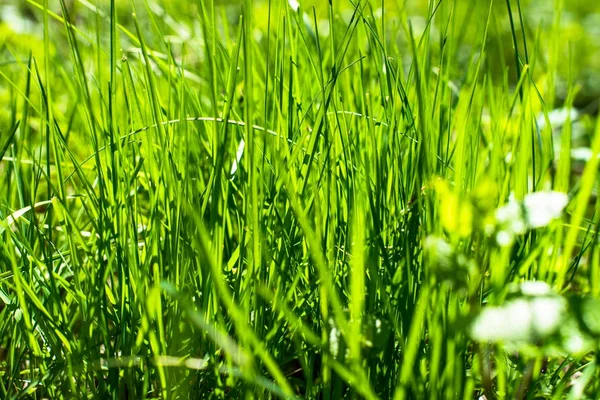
[471, 296, 565, 342]
[520, 281, 552, 296]
[530, 297, 564, 336]
[537, 107, 579, 131]
[496, 197, 526, 232]
[571, 147, 595, 162]
[523, 191, 568, 229]
[495, 196, 526, 246]
[494, 192, 567, 246]
[424, 236, 454, 268]
[329, 326, 339, 357]
[496, 230, 514, 247]
[564, 332, 587, 354]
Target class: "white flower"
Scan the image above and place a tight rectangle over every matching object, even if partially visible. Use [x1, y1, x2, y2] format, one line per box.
[496, 196, 527, 235]
[424, 236, 453, 268]
[564, 332, 587, 354]
[523, 191, 568, 229]
[496, 230, 515, 247]
[530, 297, 564, 336]
[537, 107, 579, 131]
[519, 281, 552, 296]
[571, 147, 595, 162]
[471, 296, 565, 342]
[329, 326, 339, 357]
[288, 0, 300, 12]
[494, 192, 568, 246]
[495, 196, 526, 246]
[471, 299, 533, 341]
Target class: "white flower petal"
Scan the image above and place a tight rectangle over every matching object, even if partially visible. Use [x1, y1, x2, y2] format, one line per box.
[520, 281, 552, 296]
[571, 147, 599, 162]
[471, 299, 533, 342]
[529, 297, 564, 336]
[495, 197, 521, 225]
[537, 107, 579, 130]
[329, 326, 339, 357]
[523, 191, 568, 228]
[496, 230, 514, 247]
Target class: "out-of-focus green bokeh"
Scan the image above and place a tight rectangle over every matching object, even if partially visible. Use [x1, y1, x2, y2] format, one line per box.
[1, 0, 599, 107]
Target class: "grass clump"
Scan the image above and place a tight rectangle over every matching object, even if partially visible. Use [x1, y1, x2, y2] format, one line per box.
[1, 0, 600, 398]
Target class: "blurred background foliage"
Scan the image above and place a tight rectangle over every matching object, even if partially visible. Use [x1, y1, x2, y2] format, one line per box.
[1, 0, 599, 105]
[2, 0, 599, 180]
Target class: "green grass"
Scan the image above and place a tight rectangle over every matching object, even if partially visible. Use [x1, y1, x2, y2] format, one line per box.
[2, 0, 600, 398]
